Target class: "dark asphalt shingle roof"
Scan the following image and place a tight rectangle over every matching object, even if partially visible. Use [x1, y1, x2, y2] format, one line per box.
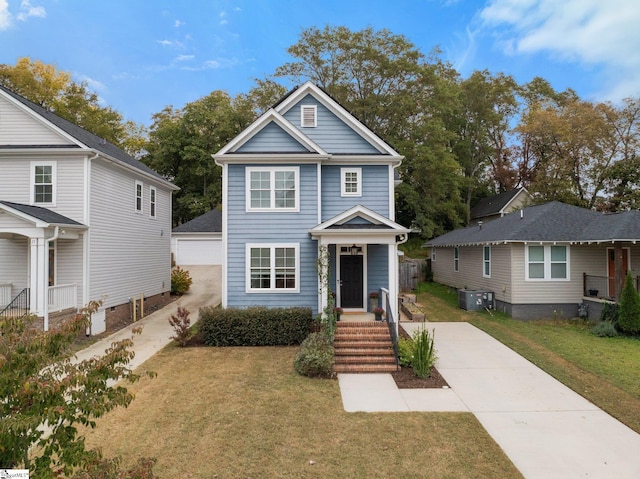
[426, 202, 640, 246]
[172, 209, 222, 233]
[0, 85, 170, 184]
[470, 188, 526, 220]
[0, 201, 84, 226]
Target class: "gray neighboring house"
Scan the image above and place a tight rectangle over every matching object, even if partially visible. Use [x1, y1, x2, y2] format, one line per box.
[469, 187, 531, 225]
[171, 209, 223, 266]
[0, 85, 178, 333]
[426, 201, 640, 320]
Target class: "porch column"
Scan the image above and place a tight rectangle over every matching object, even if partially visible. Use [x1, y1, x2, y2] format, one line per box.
[318, 242, 329, 317]
[387, 243, 399, 320]
[614, 243, 625, 301]
[29, 237, 46, 317]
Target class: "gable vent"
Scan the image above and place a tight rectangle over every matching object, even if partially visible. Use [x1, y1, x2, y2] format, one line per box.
[301, 105, 317, 128]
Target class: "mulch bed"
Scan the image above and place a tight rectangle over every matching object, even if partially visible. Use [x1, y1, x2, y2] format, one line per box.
[391, 366, 450, 389]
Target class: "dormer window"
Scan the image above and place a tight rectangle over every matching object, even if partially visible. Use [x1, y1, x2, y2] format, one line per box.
[301, 105, 317, 127]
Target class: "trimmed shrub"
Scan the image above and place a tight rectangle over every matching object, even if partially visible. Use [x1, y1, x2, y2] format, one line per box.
[200, 306, 313, 346]
[599, 302, 619, 324]
[397, 337, 415, 367]
[618, 272, 640, 334]
[412, 327, 437, 378]
[171, 267, 193, 295]
[591, 321, 618, 338]
[294, 331, 334, 377]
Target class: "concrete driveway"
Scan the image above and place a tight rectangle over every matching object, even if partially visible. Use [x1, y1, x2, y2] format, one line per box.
[74, 265, 221, 370]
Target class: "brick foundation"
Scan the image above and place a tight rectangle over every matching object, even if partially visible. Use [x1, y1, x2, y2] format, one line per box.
[105, 291, 174, 332]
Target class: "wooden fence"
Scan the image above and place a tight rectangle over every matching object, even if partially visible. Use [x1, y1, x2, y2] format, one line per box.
[399, 258, 427, 291]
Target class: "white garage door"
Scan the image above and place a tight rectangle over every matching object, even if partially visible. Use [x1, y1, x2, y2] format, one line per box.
[175, 238, 222, 265]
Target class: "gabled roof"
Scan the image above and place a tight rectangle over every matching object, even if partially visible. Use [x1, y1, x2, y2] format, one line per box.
[0, 85, 177, 189]
[310, 205, 410, 236]
[0, 201, 85, 227]
[470, 188, 530, 220]
[172, 208, 222, 233]
[426, 202, 640, 247]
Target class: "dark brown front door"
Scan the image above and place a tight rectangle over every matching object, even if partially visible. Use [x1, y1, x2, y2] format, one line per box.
[340, 255, 363, 308]
[608, 248, 628, 298]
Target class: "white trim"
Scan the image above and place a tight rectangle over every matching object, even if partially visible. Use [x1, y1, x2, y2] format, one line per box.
[245, 243, 300, 293]
[221, 163, 228, 307]
[301, 104, 317, 127]
[149, 186, 157, 219]
[311, 204, 410, 234]
[30, 161, 56, 206]
[134, 180, 143, 213]
[483, 245, 491, 278]
[340, 167, 361, 197]
[245, 166, 300, 212]
[525, 244, 570, 281]
[454, 246, 459, 272]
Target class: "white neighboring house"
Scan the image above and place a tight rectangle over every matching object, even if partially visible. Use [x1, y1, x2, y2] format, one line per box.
[0, 85, 178, 333]
[171, 208, 223, 266]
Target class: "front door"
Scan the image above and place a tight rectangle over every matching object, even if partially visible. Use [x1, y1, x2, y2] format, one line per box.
[340, 255, 363, 308]
[608, 248, 628, 298]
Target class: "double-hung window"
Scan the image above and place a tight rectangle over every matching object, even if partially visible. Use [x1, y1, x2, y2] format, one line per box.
[454, 246, 459, 272]
[483, 246, 491, 278]
[526, 245, 569, 280]
[135, 181, 143, 213]
[31, 161, 56, 205]
[246, 167, 299, 212]
[149, 186, 157, 218]
[247, 244, 299, 292]
[341, 168, 361, 197]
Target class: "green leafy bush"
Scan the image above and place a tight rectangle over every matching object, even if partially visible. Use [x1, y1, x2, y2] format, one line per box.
[171, 266, 193, 295]
[294, 331, 334, 377]
[618, 272, 640, 334]
[591, 321, 619, 338]
[200, 306, 313, 346]
[397, 337, 415, 367]
[412, 327, 437, 378]
[599, 302, 619, 324]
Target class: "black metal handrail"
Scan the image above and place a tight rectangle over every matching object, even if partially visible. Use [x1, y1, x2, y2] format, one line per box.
[0, 288, 30, 320]
[383, 292, 400, 370]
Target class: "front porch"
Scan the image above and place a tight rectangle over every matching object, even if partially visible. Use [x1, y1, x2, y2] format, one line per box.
[0, 283, 78, 321]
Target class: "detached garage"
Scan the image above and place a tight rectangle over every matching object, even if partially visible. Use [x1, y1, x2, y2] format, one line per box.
[172, 209, 222, 265]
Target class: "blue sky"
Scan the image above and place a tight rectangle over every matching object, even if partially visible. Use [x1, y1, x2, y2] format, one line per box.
[2, 0, 639, 126]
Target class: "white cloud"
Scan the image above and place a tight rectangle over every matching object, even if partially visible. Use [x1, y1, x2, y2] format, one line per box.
[17, 0, 45, 22]
[77, 74, 106, 92]
[157, 39, 173, 46]
[175, 54, 194, 61]
[219, 10, 228, 25]
[174, 19, 184, 28]
[0, 0, 11, 30]
[480, 0, 640, 100]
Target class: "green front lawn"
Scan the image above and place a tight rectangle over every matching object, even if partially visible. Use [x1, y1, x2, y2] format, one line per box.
[415, 282, 640, 433]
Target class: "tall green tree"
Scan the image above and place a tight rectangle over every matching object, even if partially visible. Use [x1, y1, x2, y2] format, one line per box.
[274, 25, 465, 237]
[0, 57, 145, 156]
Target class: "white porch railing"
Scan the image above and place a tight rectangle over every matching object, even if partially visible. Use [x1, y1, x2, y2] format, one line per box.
[48, 283, 77, 313]
[0, 283, 12, 307]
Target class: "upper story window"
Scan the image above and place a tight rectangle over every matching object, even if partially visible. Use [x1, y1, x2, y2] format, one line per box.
[246, 243, 299, 292]
[31, 161, 56, 205]
[246, 167, 299, 212]
[150, 186, 157, 218]
[483, 246, 491, 278]
[341, 168, 362, 197]
[526, 245, 569, 280]
[454, 246, 459, 272]
[301, 105, 317, 127]
[135, 181, 143, 213]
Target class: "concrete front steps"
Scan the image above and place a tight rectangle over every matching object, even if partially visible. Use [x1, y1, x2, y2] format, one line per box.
[333, 321, 398, 373]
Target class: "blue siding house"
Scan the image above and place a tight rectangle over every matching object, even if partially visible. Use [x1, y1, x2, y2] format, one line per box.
[214, 82, 409, 319]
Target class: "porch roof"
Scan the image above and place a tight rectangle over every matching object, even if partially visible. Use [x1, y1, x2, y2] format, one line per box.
[0, 201, 86, 228]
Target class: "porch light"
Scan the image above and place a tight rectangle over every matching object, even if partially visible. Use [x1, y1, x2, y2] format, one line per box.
[350, 244, 361, 255]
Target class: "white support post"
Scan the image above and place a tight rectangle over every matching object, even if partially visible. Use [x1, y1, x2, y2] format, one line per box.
[388, 243, 399, 322]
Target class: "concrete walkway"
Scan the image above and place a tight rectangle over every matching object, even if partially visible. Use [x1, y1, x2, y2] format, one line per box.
[338, 321, 640, 479]
[74, 265, 220, 369]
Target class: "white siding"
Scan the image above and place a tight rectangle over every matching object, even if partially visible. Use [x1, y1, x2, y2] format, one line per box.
[0, 95, 70, 145]
[56, 237, 84, 309]
[88, 159, 172, 308]
[0, 237, 28, 297]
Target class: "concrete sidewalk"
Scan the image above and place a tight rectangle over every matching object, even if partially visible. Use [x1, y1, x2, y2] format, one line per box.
[74, 265, 220, 369]
[338, 321, 640, 478]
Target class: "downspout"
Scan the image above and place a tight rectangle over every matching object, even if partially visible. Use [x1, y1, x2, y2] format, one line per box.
[43, 226, 60, 331]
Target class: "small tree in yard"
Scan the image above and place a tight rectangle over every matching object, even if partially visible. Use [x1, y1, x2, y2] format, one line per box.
[618, 272, 640, 335]
[0, 300, 155, 478]
[169, 306, 193, 346]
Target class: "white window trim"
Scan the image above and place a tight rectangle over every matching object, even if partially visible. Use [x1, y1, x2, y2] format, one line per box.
[454, 246, 459, 273]
[135, 181, 143, 213]
[301, 104, 317, 127]
[30, 161, 56, 206]
[246, 166, 300, 212]
[525, 244, 570, 281]
[341, 167, 362, 197]
[246, 243, 300, 293]
[431, 249, 436, 262]
[149, 186, 157, 219]
[483, 246, 491, 278]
